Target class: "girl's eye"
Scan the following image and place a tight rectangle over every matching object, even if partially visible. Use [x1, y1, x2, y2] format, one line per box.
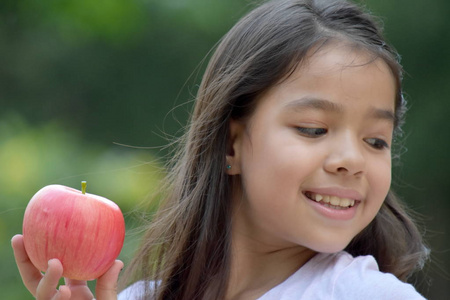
[365, 138, 389, 150]
[296, 127, 328, 138]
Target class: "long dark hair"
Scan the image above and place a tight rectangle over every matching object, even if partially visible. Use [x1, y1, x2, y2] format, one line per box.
[120, 0, 428, 298]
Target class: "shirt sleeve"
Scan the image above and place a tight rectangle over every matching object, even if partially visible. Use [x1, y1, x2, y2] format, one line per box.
[118, 281, 156, 300]
[331, 255, 426, 300]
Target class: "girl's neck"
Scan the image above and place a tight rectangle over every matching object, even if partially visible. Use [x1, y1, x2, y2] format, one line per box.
[226, 211, 316, 300]
[227, 246, 315, 300]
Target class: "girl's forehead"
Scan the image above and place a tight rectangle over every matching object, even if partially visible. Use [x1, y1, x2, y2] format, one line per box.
[300, 43, 388, 77]
[254, 44, 396, 113]
[277, 44, 396, 95]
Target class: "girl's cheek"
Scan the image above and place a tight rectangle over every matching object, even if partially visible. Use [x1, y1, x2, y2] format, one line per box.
[370, 161, 392, 201]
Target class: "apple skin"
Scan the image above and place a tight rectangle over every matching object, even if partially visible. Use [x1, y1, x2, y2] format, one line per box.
[22, 184, 125, 281]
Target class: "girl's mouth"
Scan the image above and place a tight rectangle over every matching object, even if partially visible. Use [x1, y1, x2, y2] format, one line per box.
[304, 191, 357, 210]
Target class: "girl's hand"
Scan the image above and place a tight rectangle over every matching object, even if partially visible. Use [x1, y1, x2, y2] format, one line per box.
[11, 234, 123, 300]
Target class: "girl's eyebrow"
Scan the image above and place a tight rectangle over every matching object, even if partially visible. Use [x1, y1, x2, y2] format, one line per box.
[283, 97, 396, 124]
[368, 106, 396, 124]
[283, 97, 343, 113]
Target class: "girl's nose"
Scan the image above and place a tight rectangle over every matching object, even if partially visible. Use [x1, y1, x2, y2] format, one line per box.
[323, 133, 366, 176]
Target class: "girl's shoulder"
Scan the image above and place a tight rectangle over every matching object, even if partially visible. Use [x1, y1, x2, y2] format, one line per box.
[259, 251, 426, 300]
[325, 252, 426, 299]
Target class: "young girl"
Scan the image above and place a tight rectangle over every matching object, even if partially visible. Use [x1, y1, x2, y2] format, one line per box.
[12, 0, 429, 299]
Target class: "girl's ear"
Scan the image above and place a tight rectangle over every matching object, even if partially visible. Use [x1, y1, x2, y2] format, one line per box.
[226, 119, 244, 175]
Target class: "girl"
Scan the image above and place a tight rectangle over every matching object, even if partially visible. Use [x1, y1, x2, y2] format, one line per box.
[12, 0, 429, 299]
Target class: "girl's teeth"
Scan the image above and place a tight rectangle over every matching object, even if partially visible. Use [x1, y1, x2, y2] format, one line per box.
[309, 192, 355, 208]
[340, 198, 350, 207]
[330, 196, 340, 206]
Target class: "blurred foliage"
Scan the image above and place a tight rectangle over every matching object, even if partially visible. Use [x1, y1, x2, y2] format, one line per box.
[0, 0, 449, 299]
[0, 0, 246, 148]
[16, 0, 147, 42]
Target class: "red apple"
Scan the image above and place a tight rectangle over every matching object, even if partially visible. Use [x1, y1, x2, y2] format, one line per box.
[22, 182, 125, 280]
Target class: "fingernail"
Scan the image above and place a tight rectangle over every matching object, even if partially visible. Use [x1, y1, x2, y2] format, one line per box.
[10, 234, 20, 244]
[48, 258, 56, 268]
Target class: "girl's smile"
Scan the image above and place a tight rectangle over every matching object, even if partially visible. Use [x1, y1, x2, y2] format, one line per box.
[228, 43, 396, 254]
[303, 188, 361, 220]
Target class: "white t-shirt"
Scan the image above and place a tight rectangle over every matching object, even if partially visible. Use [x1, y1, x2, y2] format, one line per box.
[118, 251, 426, 299]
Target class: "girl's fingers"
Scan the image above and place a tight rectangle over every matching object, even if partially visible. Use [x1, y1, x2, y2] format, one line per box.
[63, 278, 93, 299]
[55, 285, 71, 300]
[95, 260, 124, 299]
[12, 234, 123, 299]
[64, 278, 86, 286]
[11, 234, 43, 295]
[12, 235, 69, 299]
[35, 259, 64, 300]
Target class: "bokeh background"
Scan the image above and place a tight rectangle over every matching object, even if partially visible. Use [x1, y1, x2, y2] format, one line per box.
[1, 0, 449, 299]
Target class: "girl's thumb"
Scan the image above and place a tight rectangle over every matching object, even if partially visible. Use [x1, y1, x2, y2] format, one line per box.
[95, 260, 123, 300]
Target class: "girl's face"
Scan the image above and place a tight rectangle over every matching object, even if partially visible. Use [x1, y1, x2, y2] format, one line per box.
[229, 45, 396, 253]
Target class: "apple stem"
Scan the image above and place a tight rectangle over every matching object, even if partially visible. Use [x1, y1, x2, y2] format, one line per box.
[82, 181, 87, 194]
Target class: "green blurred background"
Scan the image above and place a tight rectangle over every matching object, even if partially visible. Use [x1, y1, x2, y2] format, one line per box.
[0, 0, 448, 299]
